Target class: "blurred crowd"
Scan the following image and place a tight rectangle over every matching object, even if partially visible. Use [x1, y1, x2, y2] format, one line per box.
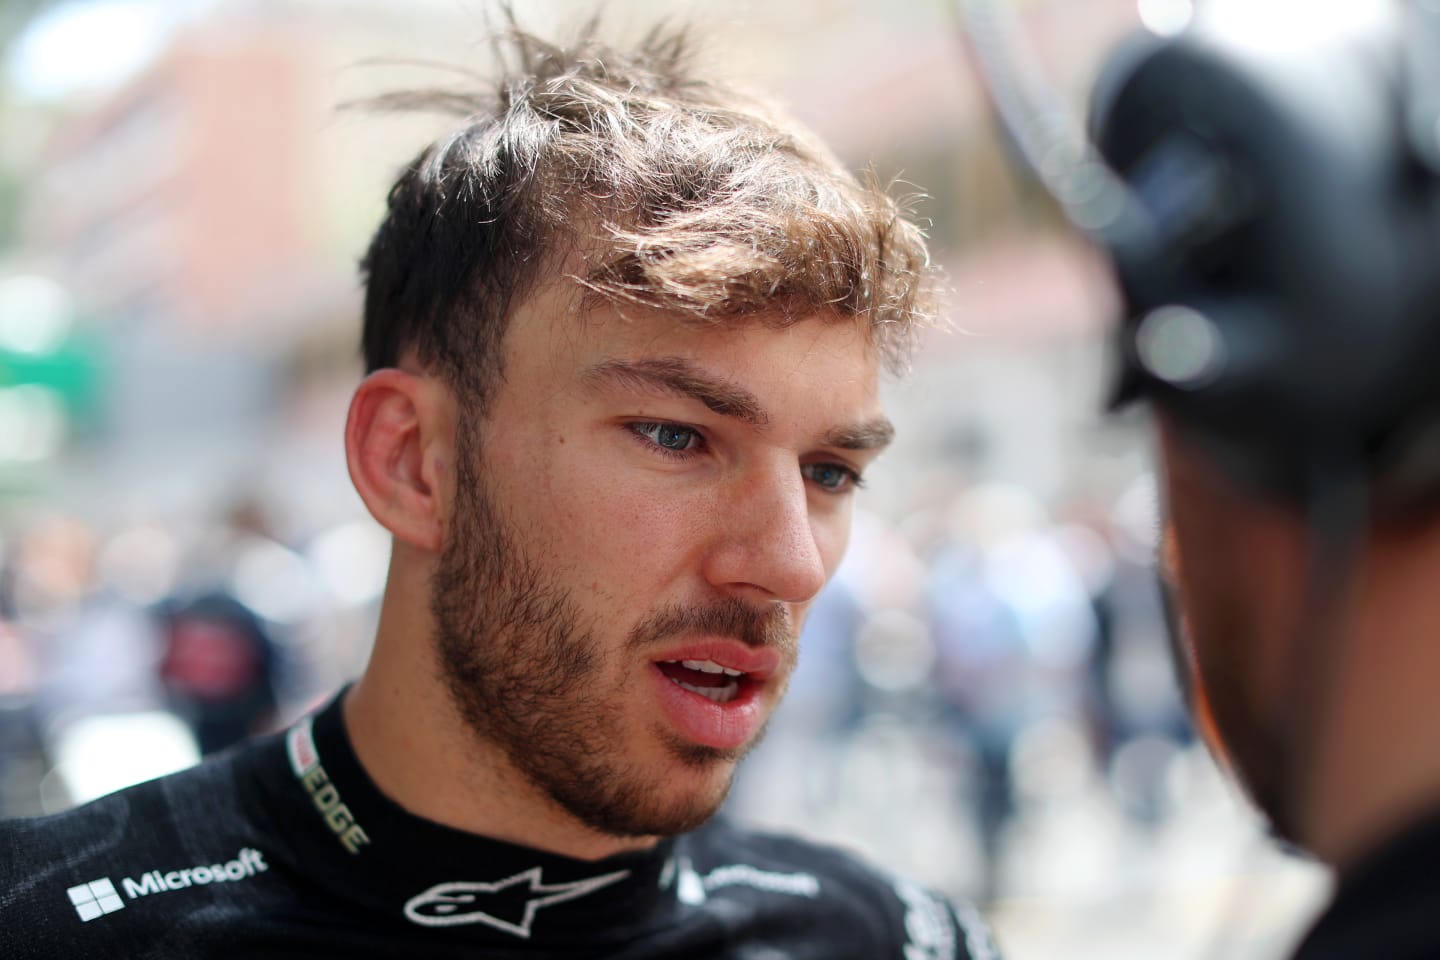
[0, 497, 387, 817]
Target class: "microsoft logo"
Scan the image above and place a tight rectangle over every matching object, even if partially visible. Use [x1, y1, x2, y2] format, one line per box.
[67, 878, 125, 922]
[62, 848, 268, 925]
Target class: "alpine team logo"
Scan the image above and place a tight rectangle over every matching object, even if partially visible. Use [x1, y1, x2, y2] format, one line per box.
[403, 866, 631, 938]
[67, 878, 125, 922]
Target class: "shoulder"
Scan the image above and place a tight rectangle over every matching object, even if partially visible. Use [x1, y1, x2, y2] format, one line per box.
[1, 741, 257, 867]
[1, 770, 173, 885]
[683, 818, 1002, 960]
[0, 742, 273, 959]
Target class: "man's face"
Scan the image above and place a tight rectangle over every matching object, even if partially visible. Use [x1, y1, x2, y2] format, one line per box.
[1156, 420, 1308, 843]
[430, 284, 890, 840]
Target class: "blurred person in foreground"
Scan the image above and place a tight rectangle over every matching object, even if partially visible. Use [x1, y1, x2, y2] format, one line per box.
[0, 15, 999, 960]
[1079, 4, 1440, 957]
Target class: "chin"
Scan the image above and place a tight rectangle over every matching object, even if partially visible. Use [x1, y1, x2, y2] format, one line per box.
[646, 757, 739, 831]
[554, 742, 740, 840]
[609, 781, 733, 839]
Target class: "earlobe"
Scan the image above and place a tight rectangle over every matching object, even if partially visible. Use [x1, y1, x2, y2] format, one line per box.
[345, 369, 450, 553]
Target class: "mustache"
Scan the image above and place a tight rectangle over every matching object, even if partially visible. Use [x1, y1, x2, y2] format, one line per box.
[627, 599, 795, 652]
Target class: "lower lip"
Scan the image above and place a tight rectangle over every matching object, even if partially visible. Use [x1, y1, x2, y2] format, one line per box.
[648, 664, 767, 751]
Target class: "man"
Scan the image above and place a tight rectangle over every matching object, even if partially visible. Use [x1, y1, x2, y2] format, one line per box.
[0, 17, 999, 960]
[1079, 4, 1440, 956]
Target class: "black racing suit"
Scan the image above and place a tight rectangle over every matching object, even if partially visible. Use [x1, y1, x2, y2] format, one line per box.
[0, 689, 1001, 959]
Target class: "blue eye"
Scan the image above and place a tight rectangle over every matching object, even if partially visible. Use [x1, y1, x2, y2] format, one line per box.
[631, 422, 700, 453]
[804, 462, 862, 492]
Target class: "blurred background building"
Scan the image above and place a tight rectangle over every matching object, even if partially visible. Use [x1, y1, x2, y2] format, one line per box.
[0, 1, 1327, 958]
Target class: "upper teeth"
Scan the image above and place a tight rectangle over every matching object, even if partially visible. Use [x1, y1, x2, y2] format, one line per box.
[662, 659, 745, 677]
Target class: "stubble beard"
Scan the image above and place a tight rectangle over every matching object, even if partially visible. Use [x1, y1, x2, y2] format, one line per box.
[429, 418, 796, 839]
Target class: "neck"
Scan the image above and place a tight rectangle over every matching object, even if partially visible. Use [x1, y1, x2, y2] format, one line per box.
[1302, 532, 1440, 870]
[343, 549, 658, 862]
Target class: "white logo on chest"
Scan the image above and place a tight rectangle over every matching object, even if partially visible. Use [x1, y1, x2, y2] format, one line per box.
[403, 866, 631, 938]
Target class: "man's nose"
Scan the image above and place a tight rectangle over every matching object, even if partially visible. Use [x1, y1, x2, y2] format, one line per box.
[701, 464, 828, 605]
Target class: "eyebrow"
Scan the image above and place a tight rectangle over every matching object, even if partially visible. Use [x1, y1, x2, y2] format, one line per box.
[583, 357, 770, 426]
[823, 418, 896, 451]
[582, 356, 896, 452]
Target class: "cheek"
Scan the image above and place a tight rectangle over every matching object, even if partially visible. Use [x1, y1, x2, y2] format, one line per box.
[529, 444, 712, 591]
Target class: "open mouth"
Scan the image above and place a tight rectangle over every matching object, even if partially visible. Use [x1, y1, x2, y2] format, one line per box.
[655, 659, 748, 704]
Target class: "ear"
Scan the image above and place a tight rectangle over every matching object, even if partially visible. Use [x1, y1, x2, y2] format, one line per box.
[345, 369, 453, 553]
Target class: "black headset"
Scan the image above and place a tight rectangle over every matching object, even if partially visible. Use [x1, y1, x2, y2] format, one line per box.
[966, 1, 1440, 517]
[1092, 4, 1440, 518]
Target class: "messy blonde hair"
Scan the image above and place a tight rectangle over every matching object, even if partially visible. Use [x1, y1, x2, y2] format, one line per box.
[360, 15, 934, 406]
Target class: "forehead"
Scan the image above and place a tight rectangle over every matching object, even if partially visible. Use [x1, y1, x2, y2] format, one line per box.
[505, 278, 884, 401]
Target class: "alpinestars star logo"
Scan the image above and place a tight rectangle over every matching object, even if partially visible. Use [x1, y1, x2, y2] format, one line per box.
[403, 867, 631, 938]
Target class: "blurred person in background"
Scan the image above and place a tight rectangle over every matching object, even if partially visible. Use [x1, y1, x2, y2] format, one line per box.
[0, 13, 1000, 960]
[155, 588, 278, 756]
[16, 515, 171, 756]
[1075, 487, 1193, 827]
[152, 500, 289, 755]
[927, 484, 1097, 902]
